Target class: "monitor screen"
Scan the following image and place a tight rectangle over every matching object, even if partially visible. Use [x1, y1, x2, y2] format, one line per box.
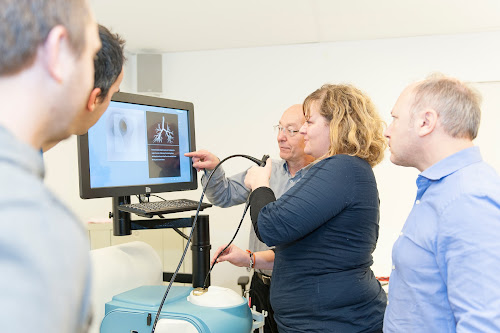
[78, 92, 197, 199]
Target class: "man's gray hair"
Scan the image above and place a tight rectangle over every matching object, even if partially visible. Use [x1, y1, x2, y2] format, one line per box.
[411, 73, 482, 140]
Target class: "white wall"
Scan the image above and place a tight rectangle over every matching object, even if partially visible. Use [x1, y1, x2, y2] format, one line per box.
[44, 31, 500, 292]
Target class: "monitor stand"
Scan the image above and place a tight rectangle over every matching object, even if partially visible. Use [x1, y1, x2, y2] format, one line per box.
[110, 196, 211, 288]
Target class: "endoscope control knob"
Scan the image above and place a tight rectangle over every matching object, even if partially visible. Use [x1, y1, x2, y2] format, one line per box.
[260, 154, 270, 167]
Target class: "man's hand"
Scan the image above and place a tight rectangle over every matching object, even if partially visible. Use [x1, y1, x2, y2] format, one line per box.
[184, 150, 220, 172]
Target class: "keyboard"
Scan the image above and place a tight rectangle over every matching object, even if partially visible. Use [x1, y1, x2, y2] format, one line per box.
[118, 199, 212, 217]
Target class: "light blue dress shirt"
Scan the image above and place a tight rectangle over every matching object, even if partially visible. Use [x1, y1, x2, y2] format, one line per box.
[384, 147, 500, 332]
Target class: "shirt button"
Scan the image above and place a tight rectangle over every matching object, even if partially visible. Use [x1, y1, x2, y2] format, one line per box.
[415, 200, 421, 204]
[392, 265, 396, 270]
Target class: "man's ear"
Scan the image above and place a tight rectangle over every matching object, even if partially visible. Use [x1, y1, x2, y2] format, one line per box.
[42, 25, 70, 83]
[87, 87, 102, 112]
[417, 108, 438, 137]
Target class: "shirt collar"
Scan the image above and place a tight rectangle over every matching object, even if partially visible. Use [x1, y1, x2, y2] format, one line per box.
[282, 159, 313, 178]
[420, 146, 482, 181]
[281, 159, 289, 174]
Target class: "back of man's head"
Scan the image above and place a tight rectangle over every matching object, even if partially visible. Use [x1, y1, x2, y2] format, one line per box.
[0, 0, 91, 76]
[411, 74, 482, 140]
[94, 24, 125, 101]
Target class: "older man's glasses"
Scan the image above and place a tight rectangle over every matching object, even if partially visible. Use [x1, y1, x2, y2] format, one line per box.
[274, 125, 299, 137]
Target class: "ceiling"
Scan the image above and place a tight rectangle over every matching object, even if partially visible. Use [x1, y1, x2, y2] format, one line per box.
[90, 0, 500, 53]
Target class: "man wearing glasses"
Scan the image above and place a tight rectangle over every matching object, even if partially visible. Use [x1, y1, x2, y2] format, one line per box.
[185, 104, 314, 333]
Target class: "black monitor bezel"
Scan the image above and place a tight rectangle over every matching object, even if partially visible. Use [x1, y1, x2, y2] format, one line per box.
[77, 92, 197, 199]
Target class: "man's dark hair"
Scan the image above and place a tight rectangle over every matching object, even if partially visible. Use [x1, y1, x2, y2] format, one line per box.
[94, 25, 125, 101]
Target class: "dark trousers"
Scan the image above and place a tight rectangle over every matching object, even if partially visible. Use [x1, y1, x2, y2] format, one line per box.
[250, 272, 278, 333]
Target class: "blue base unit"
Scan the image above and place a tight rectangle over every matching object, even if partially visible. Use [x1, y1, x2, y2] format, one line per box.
[101, 285, 253, 333]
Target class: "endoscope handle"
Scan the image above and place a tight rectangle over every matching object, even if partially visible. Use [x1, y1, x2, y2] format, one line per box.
[259, 154, 270, 167]
[242, 154, 270, 167]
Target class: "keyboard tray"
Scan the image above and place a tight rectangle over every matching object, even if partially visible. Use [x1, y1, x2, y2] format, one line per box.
[118, 199, 212, 217]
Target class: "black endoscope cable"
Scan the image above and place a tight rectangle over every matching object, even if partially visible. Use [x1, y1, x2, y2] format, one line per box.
[151, 154, 269, 333]
[202, 198, 250, 289]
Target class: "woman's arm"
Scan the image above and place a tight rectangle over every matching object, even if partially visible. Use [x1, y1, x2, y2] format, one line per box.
[253, 156, 359, 246]
[253, 249, 275, 270]
[211, 244, 275, 270]
[249, 187, 276, 242]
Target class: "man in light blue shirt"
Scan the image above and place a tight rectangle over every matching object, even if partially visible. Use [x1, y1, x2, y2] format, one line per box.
[383, 74, 500, 332]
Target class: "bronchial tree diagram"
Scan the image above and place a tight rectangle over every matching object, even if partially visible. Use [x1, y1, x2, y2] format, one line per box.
[153, 116, 174, 143]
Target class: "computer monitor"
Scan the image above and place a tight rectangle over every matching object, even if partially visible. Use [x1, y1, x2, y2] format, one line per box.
[78, 92, 197, 199]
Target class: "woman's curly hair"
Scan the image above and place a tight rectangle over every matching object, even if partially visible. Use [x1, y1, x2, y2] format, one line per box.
[303, 84, 387, 167]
